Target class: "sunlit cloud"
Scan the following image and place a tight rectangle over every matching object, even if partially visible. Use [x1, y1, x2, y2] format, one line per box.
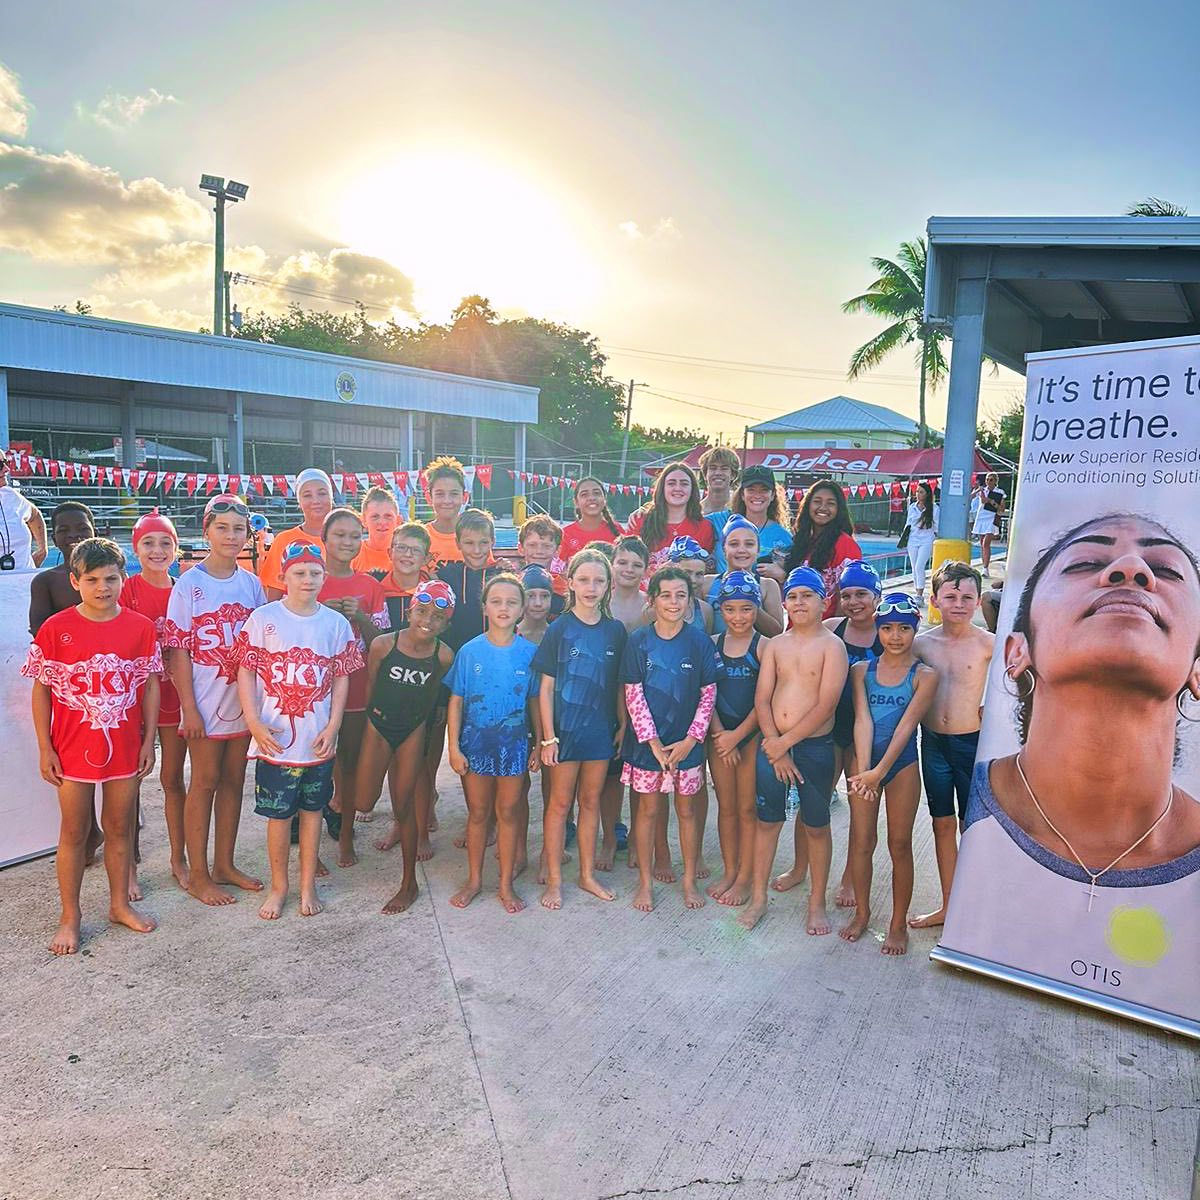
[0, 62, 31, 138]
[77, 87, 179, 131]
[618, 216, 681, 243]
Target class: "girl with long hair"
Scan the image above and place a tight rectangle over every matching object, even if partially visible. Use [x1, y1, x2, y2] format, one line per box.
[771, 480, 862, 618]
[905, 482, 939, 605]
[557, 477, 623, 568]
[626, 463, 715, 572]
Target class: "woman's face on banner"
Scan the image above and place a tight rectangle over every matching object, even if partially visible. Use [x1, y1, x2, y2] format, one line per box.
[1016, 515, 1200, 700]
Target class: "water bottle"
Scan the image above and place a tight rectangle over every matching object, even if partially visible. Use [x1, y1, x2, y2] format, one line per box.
[784, 781, 801, 819]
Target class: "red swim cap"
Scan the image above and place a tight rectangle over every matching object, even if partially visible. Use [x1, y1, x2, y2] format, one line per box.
[132, 508, 178, 550]
[413, 579, 456, 610]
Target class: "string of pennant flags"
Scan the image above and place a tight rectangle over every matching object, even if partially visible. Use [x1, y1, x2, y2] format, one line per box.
[1, 449, 935, 503]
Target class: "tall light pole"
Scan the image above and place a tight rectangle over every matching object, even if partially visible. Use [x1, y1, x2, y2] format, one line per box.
[619, 379, 646, 481]
[199, 175, 249, 336]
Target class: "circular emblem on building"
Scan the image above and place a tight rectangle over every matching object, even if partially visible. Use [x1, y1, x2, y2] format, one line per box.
[335, 371, 357, 403]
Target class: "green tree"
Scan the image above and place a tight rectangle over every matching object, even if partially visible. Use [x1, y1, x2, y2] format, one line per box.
[1126, 197, 1188, 217]
[842, 238, 946, 451]
[976, 395, 1024, 466]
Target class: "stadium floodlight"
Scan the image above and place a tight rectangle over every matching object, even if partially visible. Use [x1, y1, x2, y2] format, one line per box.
[199, 174, 225, 195]
[225, 180, 249, 201]
[198, 173, 250, 335]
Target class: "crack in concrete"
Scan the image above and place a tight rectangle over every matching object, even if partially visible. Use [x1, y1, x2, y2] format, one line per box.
[595, 1101, 1199, 1198]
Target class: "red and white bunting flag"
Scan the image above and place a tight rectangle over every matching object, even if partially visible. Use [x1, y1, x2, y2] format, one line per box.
[143, 471, 158, 490]
[64, 462, 76, 482]
[343, 473, 359, 496]
[226, 474, 241, 496]
[463, 465, 476, 493]
[128, 470, 141, 490]
[186, 474, 199, 497]
[205, 474, 220, 495]
[367, 472, 385, 488]
[331, 473, 344, 493]
[356, 472, 370, 490]
[476, 464, 492, 489]
[49, 460, 60, 479]
[271, 475, 286, 495]
[161, 472, 175, 492]
[246, 474, 262, 495]
[842, 486, 852, 497]
[284, 474, 297, 496]
[505, 468, 515, 480]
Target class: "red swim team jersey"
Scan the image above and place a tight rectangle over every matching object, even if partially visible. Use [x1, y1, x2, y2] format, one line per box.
[23, 607, 162, 783]
[623, 512, 715, 572]
[318, 572, 389, 711]
[120, 574, 181, 726]
[162, 563, 266, 738]
[555, 520, 619, 573]
[233, 601, 364, 765]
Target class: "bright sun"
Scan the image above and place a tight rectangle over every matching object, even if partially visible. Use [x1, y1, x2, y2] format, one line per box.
[340, 148, 598, 321]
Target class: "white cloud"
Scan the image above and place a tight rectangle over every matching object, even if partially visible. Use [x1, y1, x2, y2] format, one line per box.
[78, 87, 178, 131]
[265, 248, 418, 316]
[0, 62, 31, 138]
[0, 141, 209, 262]
[84, 293, 208, 331]
[617, 217, 681, 243]
[96, 240, 268, 293]
[618, 220, 643, 240]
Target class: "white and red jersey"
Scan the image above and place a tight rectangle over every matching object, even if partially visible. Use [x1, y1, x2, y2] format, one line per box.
[23, 607, 162, 783]
[318, 572, 388, 711]
[120, 574, 181, 727]
[162, 564, 266, 738]
[233, 601, 363, 766]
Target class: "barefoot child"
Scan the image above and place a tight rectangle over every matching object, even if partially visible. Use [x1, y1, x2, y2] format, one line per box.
[741, 567, 847, 933]
[24, 538, 161, 954]
[910, 561, 993, 928]
[164, 495, 266, 906]
[354, 581, 456, 913]
[620, 565, 718, 912]
[121, 510, 189, 892]
[534, 549, 627, 909]
[446, 573, 541, 913]
[843, 593, 938, 955]
[707, 571, 764, 906]
[319, 507, 388, 866]
[28, 501, 95, 635]
[235, 541, 361, 919]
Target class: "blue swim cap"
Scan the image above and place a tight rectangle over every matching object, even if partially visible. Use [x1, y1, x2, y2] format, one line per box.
[784, 565, 827, 600]
[839, 560, 882, 598]
[667, 535, 709, 563]
[716, 569, 762, 607]
[521, 564, 554, 593]
[721, 514, 759, 544]
[875, 591, 920, 629]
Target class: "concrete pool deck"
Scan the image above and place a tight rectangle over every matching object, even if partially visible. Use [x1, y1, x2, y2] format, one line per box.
[0, 759, 1195, 1200]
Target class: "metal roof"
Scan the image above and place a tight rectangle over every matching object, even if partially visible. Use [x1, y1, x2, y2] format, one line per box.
[749, 395, 919, 435]
[0, 302, 539, 424]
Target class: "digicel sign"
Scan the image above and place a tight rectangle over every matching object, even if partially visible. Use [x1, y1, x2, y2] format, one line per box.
[758, 450, 884, 473]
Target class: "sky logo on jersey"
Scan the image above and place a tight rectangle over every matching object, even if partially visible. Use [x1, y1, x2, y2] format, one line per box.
[191, 603, 256, 682]
[389, 666, 432, 686]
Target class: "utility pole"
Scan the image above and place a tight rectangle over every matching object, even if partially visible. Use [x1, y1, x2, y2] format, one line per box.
[223, 271, 233, 338]
[199, 175, 249, 336]
[619, 379, 645, 481]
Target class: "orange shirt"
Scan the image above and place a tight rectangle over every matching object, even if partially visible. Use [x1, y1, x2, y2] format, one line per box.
[351, 541, 394, 577]
[424, 523, 463, 566]
[258, 526, 325, 594]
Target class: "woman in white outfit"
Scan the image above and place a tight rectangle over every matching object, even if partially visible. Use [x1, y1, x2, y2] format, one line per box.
[906, 481, 938, 603]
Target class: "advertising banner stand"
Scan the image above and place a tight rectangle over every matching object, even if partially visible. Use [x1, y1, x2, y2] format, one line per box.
[933, 334, 1200, 1040]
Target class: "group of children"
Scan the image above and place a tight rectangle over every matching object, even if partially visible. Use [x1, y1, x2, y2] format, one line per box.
[23, 456, 994, 960]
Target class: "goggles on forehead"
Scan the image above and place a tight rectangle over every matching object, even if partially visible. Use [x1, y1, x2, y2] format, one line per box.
[282, 541, 324, 568]
[414, 583, 455, 610]
[716, 570, 762, 606]
[204, 498, 250, 519]
[876, 592, 921, 625]
[667, 535, 709, 564]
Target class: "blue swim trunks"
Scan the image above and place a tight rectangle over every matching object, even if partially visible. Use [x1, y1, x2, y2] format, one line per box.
[254, 758, 335, 820]
[755, 734, 835, 827]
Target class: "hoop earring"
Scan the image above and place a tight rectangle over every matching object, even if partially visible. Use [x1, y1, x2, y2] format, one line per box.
[1004, 666, 1036, 700]
[1176, 689, 1200, 723]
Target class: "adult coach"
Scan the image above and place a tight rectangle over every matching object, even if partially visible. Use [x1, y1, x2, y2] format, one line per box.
[0, 463, 47, 570]
[972, 472, 1006, 576]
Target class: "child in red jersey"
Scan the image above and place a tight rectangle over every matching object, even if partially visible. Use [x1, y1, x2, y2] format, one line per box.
[24, 538, 161, 955]
[121, 509, 189, 892]
[319, 507, 388, 866]
[163, 495, 266, 907]
[235, 541, 362, 919]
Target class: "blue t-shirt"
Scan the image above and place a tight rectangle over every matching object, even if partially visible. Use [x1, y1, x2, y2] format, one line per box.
[448, 634, 538, 776]
[531, 611, 627, 762]
[620, 622, 719, 772]
[705, 509, 733, 547]
[713, 519, 792, 572]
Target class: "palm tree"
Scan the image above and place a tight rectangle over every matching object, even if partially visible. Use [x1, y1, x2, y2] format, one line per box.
[842, 238, 946, 449]
[1126, 197, 1188, 217]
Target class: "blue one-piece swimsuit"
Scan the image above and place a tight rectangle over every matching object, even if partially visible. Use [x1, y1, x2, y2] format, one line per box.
[863, 659, 919, 785]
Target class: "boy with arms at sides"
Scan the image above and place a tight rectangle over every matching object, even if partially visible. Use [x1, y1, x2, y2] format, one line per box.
[235, 542, 361, 919]
[352, 486, 401, 578]
[740, 567, 848, 933]
[610, 535, 650, 631]
[29, 501, 95, 634]
[24, 538, 161, 954]
[164, 495, 266, 906]
[909, 560, 994, 928]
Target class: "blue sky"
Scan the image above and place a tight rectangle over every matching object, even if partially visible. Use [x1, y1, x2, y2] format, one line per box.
[2, 0, 1197, 439]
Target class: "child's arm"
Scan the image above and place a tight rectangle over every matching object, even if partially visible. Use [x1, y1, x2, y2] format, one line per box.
[31, 681, 62, 786]
[363, 635, 389, 704]
[773, 641, 849, 753]
[446, 694, 468, 776]
[28, 573, 53, 637]
[138, 675, 160, 778]
[624, 682, 671, 774]
[754, 640, 784, 760]
[170, 649, 205, 740]
[664, 683, 716, 770]
[613, 682, 628, 755]
[538, 674, 558, 767]
[755, 578, 785, 635]
[527, 691, 543, 774]
[853, 665, 939, 793]
[312, 674, 349, 759]
[237, 665, 282, 758]
[849, 663, 874, 794]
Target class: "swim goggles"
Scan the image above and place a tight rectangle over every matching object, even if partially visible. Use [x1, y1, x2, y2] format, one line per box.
[203, 495, 250, 518]
[667, 535, 709, 563]
[875, 592, 921, 628]
[414, 580, 456, 610]
[716, 569, 762, 607]
[281, 540, 325, 570]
